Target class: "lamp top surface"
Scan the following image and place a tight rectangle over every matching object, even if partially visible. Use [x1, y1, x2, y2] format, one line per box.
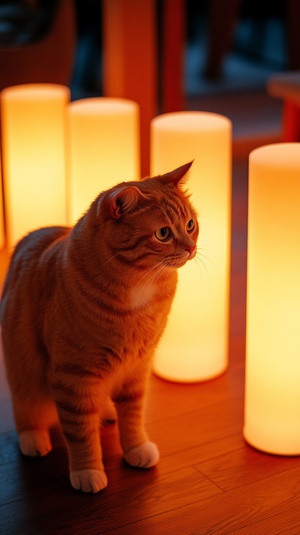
[69, 97, 138, 115]
[250, 143, 300, 168]
[1, 84, 70, 101]
[151, 111, 231, 131]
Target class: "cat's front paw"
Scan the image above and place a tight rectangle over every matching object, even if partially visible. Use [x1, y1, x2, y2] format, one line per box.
[70, 469, 108, 493]
[124, 441, 160, 469]
[19, 430, 52, 457]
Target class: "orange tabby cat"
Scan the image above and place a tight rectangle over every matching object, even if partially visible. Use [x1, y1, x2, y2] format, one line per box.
[0, 161, 198, 493]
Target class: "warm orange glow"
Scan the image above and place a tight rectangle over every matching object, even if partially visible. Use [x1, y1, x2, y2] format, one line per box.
[0, 150, 4, 250]
[0, 178, 5, 251]
[244, 143, 300, 455]
[151, 112, 232, 382]
[1, 84, 70, 248]
[67, 98, 140, 224]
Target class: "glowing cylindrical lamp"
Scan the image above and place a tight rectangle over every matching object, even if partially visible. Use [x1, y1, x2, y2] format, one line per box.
[67, 98, 140, 224]
[1, 84, 70, 248]
[244, 143, 300, 455]
[151, 112, 232, 382]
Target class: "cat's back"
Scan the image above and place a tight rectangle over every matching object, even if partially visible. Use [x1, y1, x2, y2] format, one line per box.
[0, 226, 70, 320]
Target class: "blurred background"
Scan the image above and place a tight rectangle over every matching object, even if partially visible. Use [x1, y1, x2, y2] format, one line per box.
[1, 0, 299, 161]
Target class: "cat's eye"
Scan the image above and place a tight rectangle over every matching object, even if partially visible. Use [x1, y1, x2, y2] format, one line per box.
[155, 227, 172, 241]
[186, 219, 195, 233]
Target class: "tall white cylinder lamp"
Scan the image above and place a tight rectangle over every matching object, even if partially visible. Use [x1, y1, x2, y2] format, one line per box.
[244, 142, 300, 455]
[151, 111, 232, 382]
[67, 97, 140, 224]
[1, 84, 70, 248]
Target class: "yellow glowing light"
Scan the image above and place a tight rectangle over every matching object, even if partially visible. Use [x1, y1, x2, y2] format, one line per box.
[244, 143, 300, 455]
[1, 84, 70, 248]
[151, 111, 232, 382]
[67, 97, 140, 224]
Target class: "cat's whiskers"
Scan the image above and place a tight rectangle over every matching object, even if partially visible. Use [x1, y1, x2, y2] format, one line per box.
[194, 247, 211, 279]
[134, 262, 168, 304]
[101, 250, 156, 279]
[147, 259, 174, 302]
[197, 246, 216, 268]
[158, 259, 171, 299]
[129, 259, 168, 309]
[132, 258, 167, 291]
[100, 251, 123, 269]
[148, 260, 169, 288]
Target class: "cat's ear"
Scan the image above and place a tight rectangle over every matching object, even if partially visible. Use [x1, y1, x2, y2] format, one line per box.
[160, 160, 193, 187]
[106, 186, 147, 220]
[110, 186, 143, 219]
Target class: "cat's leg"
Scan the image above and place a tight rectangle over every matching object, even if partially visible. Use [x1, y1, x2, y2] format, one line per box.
[102, 396, 117, 423]
[2, 336, 57, 457]
[58, 409, 108, 493]
[19, 430, 52, 457]
[13, 397, 57, 457]
[51, 379, 108, 493]
[114, 380, 160, 469]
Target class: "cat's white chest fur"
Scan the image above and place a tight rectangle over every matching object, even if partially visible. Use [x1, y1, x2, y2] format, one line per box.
[130, 282, 157, 309]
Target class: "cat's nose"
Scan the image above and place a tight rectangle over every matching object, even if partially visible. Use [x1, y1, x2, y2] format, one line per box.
[185, 244, 196, 255]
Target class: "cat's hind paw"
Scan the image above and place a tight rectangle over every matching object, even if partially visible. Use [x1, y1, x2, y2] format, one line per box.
[124, 441, 160, 469]
[70, 469, 108, 493]
[19, 430, 52, 457]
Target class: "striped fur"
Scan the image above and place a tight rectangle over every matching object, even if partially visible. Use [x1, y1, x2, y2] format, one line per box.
[0, 161, 198, 492]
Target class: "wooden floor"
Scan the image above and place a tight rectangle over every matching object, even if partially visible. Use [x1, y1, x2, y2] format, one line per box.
[1, 158, 300, 535]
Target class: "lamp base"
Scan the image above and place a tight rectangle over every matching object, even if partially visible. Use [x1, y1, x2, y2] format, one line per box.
[153, 352, 228, 383]
[243, 427, 300, 456]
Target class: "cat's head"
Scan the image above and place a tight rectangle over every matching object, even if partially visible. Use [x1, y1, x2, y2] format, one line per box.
[96, 161, 199, 272]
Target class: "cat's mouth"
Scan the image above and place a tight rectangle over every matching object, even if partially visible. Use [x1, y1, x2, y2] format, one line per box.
[167, 251, 194, 268]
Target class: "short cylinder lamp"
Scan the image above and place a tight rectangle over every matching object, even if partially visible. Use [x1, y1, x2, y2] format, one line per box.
[67, 98, 140, 224]
[244, 143, 300, 455]
[151, 111, 232, 382]
[1, 84, 70, 248]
